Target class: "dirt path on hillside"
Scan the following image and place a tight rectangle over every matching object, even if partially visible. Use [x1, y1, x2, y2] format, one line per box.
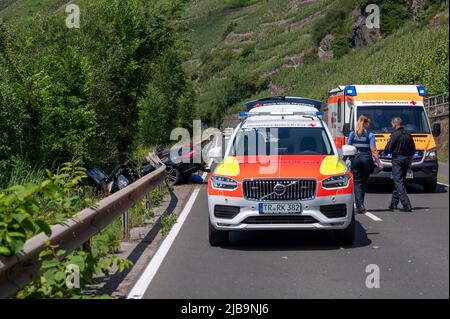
[55, 0, 74, 13]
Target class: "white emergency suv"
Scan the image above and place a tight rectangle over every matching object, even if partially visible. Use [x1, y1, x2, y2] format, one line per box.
[207, 97, 359, 246]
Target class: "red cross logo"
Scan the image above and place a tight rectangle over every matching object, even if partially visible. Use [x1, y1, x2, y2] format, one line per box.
[410, 100, 417, 105]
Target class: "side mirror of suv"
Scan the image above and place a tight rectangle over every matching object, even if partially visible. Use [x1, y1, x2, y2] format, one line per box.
[208, 146, 223, 162]
[342, 145, 358, 157]
[432, 122, 441, 137]
[343, 123, 351, 137]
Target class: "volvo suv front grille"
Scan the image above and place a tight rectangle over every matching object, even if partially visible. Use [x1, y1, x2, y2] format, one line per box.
[243, 179, 316, 201]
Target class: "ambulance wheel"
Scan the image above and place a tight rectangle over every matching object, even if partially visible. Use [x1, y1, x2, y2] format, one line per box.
[423, 181, 437, 193]
[334, 208, 355, 246]
[209, 218, 229, 246]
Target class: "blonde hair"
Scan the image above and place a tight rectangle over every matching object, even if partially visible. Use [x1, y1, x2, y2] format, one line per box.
[356, 115, 370, 137]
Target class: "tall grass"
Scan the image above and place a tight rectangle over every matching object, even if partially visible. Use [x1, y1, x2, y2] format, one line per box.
[1, 157, 45, 189]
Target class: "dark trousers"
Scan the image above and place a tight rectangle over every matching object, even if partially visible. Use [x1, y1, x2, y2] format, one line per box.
[391, 155, 412, 208]
[351, 154, 373, 210]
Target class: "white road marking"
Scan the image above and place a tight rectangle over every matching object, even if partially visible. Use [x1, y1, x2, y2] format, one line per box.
[363, 182, 448, 221]
[364, 211, 383, 221]
[127, 186, 202, 299]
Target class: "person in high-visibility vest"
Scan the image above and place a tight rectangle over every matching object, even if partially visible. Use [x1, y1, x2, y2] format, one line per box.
[347, 115, 383, 214]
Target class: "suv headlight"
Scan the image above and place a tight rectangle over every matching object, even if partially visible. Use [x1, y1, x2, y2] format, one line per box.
[425, 148, 437, 161]
[211, 176, 238, 190]
[322, 174, 350, 189]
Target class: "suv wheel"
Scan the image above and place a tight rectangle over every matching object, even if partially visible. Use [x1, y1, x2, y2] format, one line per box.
[209, 218, 229, 246]
[334, 208, 355, 246]
[166, 166, 182, 186]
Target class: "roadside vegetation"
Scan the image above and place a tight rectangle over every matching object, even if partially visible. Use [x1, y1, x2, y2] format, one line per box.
[0, 160, 129, 298]
[0, 0, 191, 298]
[438, 144, 448, 163]
[0, 0, 196, 187]
[161, 212, 178, 236]
[0, 161, 170, 298]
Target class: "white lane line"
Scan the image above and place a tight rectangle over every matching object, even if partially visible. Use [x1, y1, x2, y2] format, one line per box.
[438, 182, 449, 187]
[364, 211, 383, 222]
[127, 186, 202, 299]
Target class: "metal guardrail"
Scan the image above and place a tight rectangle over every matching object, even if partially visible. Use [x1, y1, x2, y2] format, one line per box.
[425, 93, 449, 118]
[0, 156, 166, 299]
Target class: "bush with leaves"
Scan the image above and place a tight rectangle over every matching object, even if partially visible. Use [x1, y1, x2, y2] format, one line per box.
[0, 161, 90, 256]
[0, 160, 133, 298]
[16, 243, 132, 299]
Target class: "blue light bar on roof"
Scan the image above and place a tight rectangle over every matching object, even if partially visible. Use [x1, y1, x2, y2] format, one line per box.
[344, 85, 357, 97]
[417, 85, 427, 97]
[239, 111, 248, 118]
[316, 111, 324, 117]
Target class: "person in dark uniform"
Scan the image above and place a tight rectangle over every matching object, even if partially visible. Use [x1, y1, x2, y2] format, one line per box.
[385, 117, 416, 212]
[347, 115, 383, 214]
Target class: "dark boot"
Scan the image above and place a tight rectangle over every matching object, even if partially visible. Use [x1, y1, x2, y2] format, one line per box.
[388, 204, 398, 212]
[400, 205, 413, 212]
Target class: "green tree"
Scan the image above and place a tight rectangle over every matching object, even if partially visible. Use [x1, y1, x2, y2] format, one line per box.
[0, 0, 196, 181]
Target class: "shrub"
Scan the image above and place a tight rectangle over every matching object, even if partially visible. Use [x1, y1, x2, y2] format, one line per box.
[241, 45, 256, 58]
[161, 213, 177, 236]
[0, 161, 90, 256]
[202, 49, 241, 79]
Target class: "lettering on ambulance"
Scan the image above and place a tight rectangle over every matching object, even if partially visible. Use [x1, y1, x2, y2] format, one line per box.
[355, 92, 424, 102]
[374, 134, 436, 151]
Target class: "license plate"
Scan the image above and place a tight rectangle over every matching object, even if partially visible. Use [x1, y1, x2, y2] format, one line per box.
[258, 202, 302, 214]
[390, 170, 414, 179]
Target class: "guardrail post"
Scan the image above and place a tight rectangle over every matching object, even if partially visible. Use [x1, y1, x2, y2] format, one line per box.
[82, 239, 91, 252]
[122, 210, 130, 241]
[145, 192, 152, 210]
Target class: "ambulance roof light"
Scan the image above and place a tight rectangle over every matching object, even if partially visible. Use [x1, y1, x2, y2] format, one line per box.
[239, 111, 248, 119]
[247, 110, 320, 117]
[345, 85, 357, 97]
[417, 86, 427, 96]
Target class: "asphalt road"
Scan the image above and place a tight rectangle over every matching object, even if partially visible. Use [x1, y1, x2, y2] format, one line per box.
[439, 162, 449, 184]
[139, 183, 449, 299]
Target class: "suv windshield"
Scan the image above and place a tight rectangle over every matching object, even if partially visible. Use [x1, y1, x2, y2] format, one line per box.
[357, 105, 430, 133]
[230, 127, 334, 156]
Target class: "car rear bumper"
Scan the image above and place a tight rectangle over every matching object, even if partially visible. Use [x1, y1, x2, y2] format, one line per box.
[208, 194, 354, 231]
